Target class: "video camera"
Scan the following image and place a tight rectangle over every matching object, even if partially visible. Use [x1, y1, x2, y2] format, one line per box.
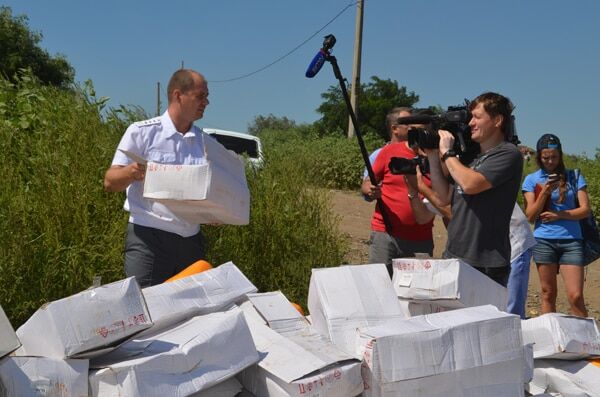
[388, 155, 430, 175]
[388, 104, 480, 175]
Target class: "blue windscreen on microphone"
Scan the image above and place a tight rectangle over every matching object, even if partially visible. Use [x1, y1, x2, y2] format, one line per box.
[305, 50, 327, 78]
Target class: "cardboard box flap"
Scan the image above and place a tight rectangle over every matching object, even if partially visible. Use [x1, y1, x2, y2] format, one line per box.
[89, 309, 259, 397]
[307, 264, 406, 357]
[246, 291, 309, 334]
[530, 359, 600, 397]
[0, 305, 20, 358]
[308, 264, 403, 321]
[202, 133, 246, 184]
[140, 261, 257, 337]
[241, 296, 356, 365]
[242, 310, 357, 384]
[16, 277, 152, 359]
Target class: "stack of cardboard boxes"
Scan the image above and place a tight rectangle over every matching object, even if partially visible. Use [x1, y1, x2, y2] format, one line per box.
[2, 254, 600, 395]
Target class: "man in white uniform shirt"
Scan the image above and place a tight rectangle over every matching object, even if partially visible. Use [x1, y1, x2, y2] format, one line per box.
[104, 69, 210, 286]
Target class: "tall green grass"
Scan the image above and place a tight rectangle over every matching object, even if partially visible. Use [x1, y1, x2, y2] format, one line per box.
[0, 74, 130, 325]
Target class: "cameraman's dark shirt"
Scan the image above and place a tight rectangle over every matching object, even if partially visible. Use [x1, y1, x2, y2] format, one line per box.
[445, 141, 523, 268]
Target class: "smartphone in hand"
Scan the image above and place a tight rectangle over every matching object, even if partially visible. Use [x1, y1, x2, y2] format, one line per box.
[547, 173, 560, 183]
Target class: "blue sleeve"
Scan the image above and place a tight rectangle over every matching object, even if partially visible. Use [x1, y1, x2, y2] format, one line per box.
[363, 148, 381, 179]
[577, 171, 587, 190]
[522, 173, 536, 193]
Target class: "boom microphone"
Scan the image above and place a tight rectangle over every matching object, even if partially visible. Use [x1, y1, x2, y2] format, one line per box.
[305, 49, 327, 78]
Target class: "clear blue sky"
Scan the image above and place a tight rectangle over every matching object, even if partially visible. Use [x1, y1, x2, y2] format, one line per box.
[5, 0, 600, 156]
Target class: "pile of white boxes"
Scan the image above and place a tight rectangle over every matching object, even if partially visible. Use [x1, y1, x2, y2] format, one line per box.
[1, 259, 600, 396]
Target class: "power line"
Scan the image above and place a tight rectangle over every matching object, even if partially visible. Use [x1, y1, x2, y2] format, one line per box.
[208, 1, 359, 83]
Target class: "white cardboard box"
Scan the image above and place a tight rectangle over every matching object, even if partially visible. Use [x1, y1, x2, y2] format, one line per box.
[140, 261, 257, 336]
[238, 302, 363, 397]
[392, 258, 508, 311]
[522, 313, 600, 359]
[528, 359, 600, 397]
[89, 308, 258, 397]
[358, 306, 524, 397]
[357, 305, 523, 384]
[0, 356, 88, 397]
[307, 264, 407, 356]
[143, 134, 250, 225]
[16, 277, 152, 359]
[0, 305, 20, 358]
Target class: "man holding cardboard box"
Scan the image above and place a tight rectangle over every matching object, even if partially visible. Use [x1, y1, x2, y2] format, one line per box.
[104, 69, 210, 287]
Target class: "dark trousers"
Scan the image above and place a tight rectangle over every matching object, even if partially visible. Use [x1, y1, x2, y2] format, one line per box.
[472, 265, 511, 287]
[124, 223, 206, 287]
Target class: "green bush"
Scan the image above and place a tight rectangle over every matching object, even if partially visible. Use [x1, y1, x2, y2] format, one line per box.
[258, 128, 384, 190]
[0, 73, 129, 325]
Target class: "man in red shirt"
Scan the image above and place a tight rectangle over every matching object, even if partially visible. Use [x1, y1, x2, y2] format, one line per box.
[361, 107, 436, 275]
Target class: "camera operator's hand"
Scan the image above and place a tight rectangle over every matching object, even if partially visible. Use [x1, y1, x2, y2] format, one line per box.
[438, 130, 455, 155]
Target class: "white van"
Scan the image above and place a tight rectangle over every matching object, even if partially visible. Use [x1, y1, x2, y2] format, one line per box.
[203, 128, 263, 168]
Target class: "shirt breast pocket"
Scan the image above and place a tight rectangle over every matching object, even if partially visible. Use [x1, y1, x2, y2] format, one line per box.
[147, 150, 177, 164]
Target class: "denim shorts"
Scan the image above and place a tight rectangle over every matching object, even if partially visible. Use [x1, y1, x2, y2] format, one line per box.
[532, 238, 585, 265]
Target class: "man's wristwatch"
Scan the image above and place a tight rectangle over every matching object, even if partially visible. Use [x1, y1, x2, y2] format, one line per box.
[441, 149, 457, 162]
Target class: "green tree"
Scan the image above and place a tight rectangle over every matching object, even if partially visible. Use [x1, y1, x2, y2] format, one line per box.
[247, 113, 297, 135]
[0, 6, 74, 88]
[314, 76, 419, 139]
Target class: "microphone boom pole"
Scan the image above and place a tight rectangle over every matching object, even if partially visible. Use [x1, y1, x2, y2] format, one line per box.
[315, 35, 394, 235]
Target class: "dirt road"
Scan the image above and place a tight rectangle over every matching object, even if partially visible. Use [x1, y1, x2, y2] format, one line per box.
[330, 189, 600, 321]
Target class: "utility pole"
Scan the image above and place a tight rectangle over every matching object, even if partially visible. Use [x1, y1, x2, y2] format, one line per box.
[156, 82, 161, 116]
[347, 0, 364, 138]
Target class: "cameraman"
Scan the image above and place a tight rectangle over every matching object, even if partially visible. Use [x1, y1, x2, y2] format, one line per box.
[361, 107, 435, 275]
[426, 92, 523, 286]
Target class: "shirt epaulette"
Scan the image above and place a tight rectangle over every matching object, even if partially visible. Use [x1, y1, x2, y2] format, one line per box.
[134, 117, 162, 127]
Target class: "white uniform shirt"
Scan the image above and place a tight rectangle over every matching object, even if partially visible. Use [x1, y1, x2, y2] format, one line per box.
[111, 110, 207, 237]
[510, 203, 537, 262]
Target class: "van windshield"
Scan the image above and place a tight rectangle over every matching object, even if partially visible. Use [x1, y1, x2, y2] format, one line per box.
[210, 134, 259, 158]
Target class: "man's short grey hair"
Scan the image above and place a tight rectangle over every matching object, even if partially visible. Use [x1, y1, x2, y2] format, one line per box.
[385, 107, 412, 132]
